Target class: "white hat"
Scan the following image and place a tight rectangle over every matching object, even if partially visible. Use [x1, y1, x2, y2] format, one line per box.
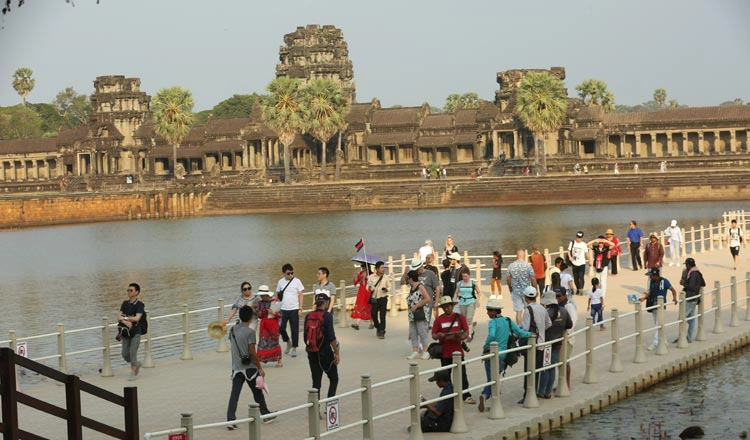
[257, 285, 272, 296]
[410, 257, 424, 270]
[438, 296, 458, 307]
[314, 288, 330, 299]
[523, 286, 538, 298]
[486, 298, 503, 310]
[540, 289, 557, 306]
[449, 252, 461, 261]
[671, 220, 677, 227]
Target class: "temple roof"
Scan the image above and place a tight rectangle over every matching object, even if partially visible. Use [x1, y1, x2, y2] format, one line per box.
[370, 107, 423, 128]
[576, 105, 605, 122]
[0, 138, 59, 154]
[345, 103, 374, 128]
[183, 125, 206, 145]
[366, 130, 417, 145]
[455, 109, 479, 127]
[454, 132, 478, 145]
[603, 105, 750, 125]
[421, 114, 454, 130]
[416, 135, 453, 147]
[205, 117, 250, 136]
[57, 126, 90, 146]
[571, 128, 602, 140]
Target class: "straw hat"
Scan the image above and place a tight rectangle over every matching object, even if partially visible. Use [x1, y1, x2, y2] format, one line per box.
[438, 296, 458, 307]
[410, 257, 424, 270]
[207, 321, 227, 339]
[257, 285, 272, 296]
[486, 297, 503, 310]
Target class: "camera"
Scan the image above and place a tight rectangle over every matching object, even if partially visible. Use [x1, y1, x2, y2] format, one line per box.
[381, 287, 388, 292]
[241, 355, 253, 365]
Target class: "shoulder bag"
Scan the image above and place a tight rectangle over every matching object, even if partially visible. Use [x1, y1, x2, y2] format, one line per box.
[277, 277, 294, 302]
[369, 275, 384, 305]
[427, 313, 460, 359]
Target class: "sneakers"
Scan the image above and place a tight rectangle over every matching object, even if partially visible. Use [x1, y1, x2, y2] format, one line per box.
[283, 342, 292, 355]
[420, 351, 430, 360]
[647, 344, 657, 351]
[134, 362, 142, 377]
[368, 323, 375, 330]
[263, 416, 277, 424]
[464, 396, 476, 404]
[478, 395, 486, 412]
[226, 423, 238, 430]
[407, 352, 419, 360]
[351, 323, 360, 330]
[291, 348, 297, 358]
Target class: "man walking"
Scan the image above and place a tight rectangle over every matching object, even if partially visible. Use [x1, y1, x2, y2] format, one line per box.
[507, 250, 537, 324]
[313, 267, 337, 313]
[305, 289, 340, 400]
[117, 282, 145, 381]
[568, 231, 589, 292]
[226, 306, 273, 430]
[519, 286, 551, 404]
[643, 233, 665, 271]
[627, 220, 645, 271]
[276, 263, 305, 358]
[368, 261, 392, 339]
[680, 258, 705, 343]
[641, 268, 677, 351]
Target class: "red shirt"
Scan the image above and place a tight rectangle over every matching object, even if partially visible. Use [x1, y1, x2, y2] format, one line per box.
[529, 252, 546, 279]
[432, 312, 468, 358]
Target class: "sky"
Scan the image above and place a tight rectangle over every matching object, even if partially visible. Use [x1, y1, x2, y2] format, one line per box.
[0, 0, 748, 111]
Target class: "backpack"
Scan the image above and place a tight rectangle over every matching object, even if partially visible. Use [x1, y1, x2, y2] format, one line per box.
[119, 300, 147, 336]
[504, 317, 520, 368]
[305, 310, 326, 353]
[140, 310, 148, 335]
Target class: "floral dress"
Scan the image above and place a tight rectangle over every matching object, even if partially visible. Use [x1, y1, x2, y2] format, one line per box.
[256, 299, 281, 363]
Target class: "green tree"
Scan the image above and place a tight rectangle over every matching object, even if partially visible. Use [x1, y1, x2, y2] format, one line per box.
[668, 99, 680, 108]
[12, 67, 35, 106]
[0, 105, 43, 139]
[514, 72, 568, 175]
[53, 87, 91, 127]
[575, 79, 615, 111]
[719, 98, 744, 106]
[193, 109, 212, 125]
[212, 94, 262, 118]
[261, 77, 305, 184]
[28, 103, 66, 136]
[653, 88, 667, 108]
[300, 79, 348, 182]
[443, 92, 480, 112]
[151, 87, 194, 179]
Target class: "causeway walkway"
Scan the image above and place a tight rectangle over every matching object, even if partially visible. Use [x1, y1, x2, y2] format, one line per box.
[15, 243, 750, 440]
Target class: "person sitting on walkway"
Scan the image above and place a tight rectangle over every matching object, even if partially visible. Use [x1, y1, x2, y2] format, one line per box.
[420, 370, 454, 432]
[641, 268, 677, 351]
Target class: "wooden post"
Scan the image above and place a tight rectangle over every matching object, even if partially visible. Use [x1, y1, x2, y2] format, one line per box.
[101, 318, 113, 377]
[543, 248, 551, 285]
[124, 387, 139, 440]
[713, 280, 724, 334]
[65, 375, 83, 440]
[361, 375, 375, 440]
[181, 304, 193, 360]
[583, 317, 597, 383]
[609, 309, 623, 372]
[450, 351, 468, 432]
[217, 299, 228, 353]
[633, 302, 646, 363]
[408, 363, 423, 440]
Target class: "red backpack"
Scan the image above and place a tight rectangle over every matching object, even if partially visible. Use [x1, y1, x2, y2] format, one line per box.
[305, 310, 326, 353]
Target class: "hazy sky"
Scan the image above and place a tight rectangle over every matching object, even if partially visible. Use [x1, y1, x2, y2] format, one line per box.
[0, 0, 748, 111]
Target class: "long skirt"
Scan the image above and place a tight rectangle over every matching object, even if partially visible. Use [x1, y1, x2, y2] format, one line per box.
[351, 283, 372, 320]
[257, 317, 282, 363]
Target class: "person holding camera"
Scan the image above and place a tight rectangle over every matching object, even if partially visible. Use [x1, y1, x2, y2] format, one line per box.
[225, 306, 273, 430]
[117, 282, 144, 382]
[368, 261, 393, 339]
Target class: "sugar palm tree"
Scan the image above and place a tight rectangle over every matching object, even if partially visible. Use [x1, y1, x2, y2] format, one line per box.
[12, 67, 35, 106]
[654, 88, 667, 108]
[575, 79, 615, 111]
[261, 77, 305, 184]
[152, 87, 194, 179]
[514, 72, 568, 175]
[301, 79, 348, 181]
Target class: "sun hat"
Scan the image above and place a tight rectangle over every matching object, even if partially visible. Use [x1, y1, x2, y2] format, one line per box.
[428, 370, 451, 382]
[523, 286, 538, 298]
[605, 229, 614, 235]
[448, 252, 461, 261]
[257, 285, 272, 296]
[207, 321, 227, 339]
[649, 232, 658, 238]
[541, 289, 557, 306]
[410, 257, 424, 270]
[438, 296, 458, 307]
[486, 297, 503, 310]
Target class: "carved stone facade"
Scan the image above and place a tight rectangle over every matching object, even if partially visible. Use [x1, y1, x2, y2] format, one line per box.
[276, 24, 356, 103]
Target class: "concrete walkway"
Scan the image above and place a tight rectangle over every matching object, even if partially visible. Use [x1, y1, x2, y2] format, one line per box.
[15, 244, 750, 440]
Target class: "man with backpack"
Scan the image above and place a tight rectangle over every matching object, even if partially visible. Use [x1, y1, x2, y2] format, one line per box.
[117, 282, 145, 381]
[680, 258, 706, 343]
[305, 289, 340, 402]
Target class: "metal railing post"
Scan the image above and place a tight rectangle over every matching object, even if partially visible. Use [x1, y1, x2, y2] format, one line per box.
[450, 351, 468, 433]
[655, 297, 668, 355]
[488, 342, 504, 419]
[633, 302, 646, 363]
[745, 272, 750, 321]
[143, 311, 154, 368]
[217, 299, 228, 353]
[361, 375, 375, 440]
[10, 330, 20, 386]
[101, 318, 113, 377]
[556, 331, 570, 397]
[248, 403, 262, 440]
[338, 280, 349, 328]
[524, 337, 539, 408]
[730, 276, 739, 327]
[408, 363, 423, 440]
[696, 287, 707, 342]
[583, 317, 597, 383]
[180, 413, 193, 440]
[713, 281, 724, 334]
[308, 389, 321, 439]
[57, 323, 67, 373]
[609, 309, 623, 373]
[181, 304, 193, 360]
[677, 292, 688, 349]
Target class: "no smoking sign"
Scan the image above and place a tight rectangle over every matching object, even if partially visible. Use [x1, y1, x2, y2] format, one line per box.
[326, 399, 339, 431]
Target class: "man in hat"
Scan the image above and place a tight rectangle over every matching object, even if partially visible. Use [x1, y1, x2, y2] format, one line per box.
[507, 249, 538, 324]
[680, 258, 705, 343]
[568, 231, 589, 293]
[643, 233, 664, 271]
[305, 289, 340, 401]
[419, 370, 454, 432]
[519, 286, 551, 404]
[640, 268, 677, 351]
[368, 261, 392, 339]
[226, 306, 273, 430]
[431, 296, 474, 404]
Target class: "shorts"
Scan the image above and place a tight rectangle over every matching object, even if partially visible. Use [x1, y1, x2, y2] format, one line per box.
[730, 246, 740, 257]
[511, 293, 525, 312]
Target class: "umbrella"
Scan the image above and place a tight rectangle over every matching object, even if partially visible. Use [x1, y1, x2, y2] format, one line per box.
[351, 251, 387, 266]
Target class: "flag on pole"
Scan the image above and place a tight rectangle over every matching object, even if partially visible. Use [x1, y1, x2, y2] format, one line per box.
[354, 238, 364, 252]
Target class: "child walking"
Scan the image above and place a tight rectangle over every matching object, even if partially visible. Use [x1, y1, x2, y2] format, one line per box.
[586, 277, 605, 330]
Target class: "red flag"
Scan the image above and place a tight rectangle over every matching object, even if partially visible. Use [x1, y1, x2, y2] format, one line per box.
[354, 238, 364, 252]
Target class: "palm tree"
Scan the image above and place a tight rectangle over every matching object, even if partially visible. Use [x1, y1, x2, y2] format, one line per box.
[261, 77, 305, 184]
[514, 71, 568, 175]
[575, 79, 615, 111]
[12, 67, 35, 106]
[653, 88, 667, 108]
[301, 79, 348, 182]
[151, 87, 194, 179]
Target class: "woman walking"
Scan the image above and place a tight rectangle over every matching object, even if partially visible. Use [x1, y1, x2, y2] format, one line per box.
[223, 281, 259, 328]
[350, 263, 373, 330]
[256, 285, 283, 367]
[405, 270, 430, 360]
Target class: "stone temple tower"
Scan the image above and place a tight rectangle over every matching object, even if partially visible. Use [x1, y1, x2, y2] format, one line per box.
[276, 24, 356, 103]
[89, 76, 151, 146]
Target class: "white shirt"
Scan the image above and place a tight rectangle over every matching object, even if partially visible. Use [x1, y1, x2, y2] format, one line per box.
[587, 288, 605, 305]
[666, 226, 683, 242]
[418, 245, 434, 261]
[276, 277, 305, 311]
[729, 227, 742, 247]
[569, 240, 588, 266]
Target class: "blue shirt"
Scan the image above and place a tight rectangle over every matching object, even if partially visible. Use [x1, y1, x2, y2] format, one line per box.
[627, 227, 644, 244]
[647, 277, 673, 312]
[483, 316, 532, 359]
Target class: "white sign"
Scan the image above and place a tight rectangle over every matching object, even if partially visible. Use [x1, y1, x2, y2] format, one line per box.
[542, 345, 552, 367]
[326, 399, 339, 431]
[16, 342, 28, 358]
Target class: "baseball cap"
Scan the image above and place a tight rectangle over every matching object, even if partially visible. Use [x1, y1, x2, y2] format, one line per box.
[576, 231, 584, 238]
[428, 370, 451, 382]
[523, 286, 538, 298]
[647, 268, 660, 276]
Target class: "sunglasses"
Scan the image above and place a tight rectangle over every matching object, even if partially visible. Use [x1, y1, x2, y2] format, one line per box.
[286, 272, 294, 275]
[242, 287, 252, 291]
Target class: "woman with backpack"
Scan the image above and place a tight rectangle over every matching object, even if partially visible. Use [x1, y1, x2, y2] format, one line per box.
[477, 297, 531, 413]
[456, 268, 479, 343]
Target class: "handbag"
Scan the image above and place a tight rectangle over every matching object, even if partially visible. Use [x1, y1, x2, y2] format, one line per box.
[277, 277, 293, 303]
[369, 275, 384, 305]
[427, 313, 461, 359]
[413, 306, 426, 321]
[504, 317, 520, 368]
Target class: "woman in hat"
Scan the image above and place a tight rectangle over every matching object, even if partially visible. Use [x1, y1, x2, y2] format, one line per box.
[587, 236, 614, 291]
[255, 285, 283, 367]
[223, 282, 259, 327]
[478, 297, 531, 412]
[405, 270, 431, 360]
[350, 262, 373, 330]
[604, 229, 621, 275]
